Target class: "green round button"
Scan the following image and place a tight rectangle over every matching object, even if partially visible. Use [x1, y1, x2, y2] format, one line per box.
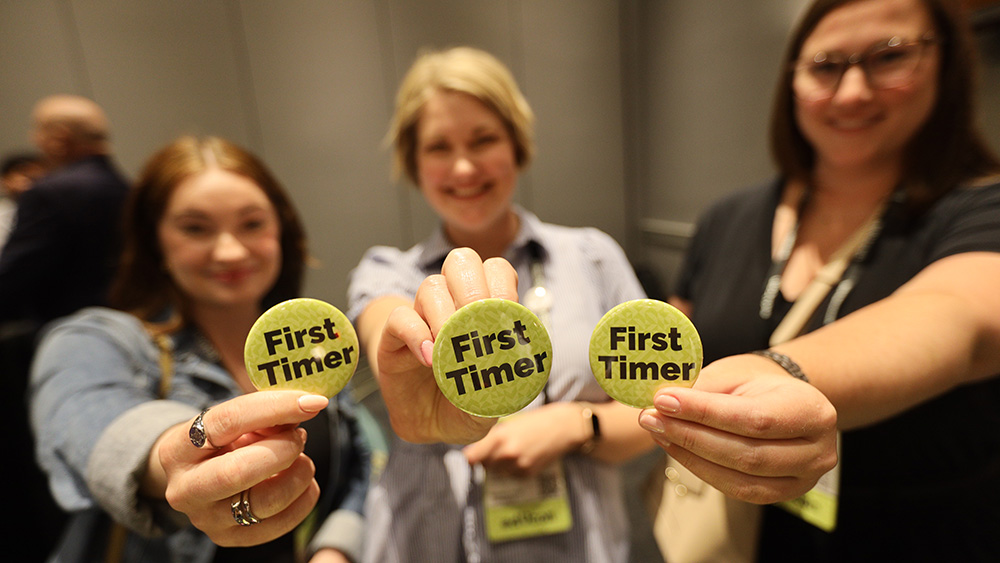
[589, 299, 702, 408]
[244, 298, 359, 397]
[433, 298, 552, 418]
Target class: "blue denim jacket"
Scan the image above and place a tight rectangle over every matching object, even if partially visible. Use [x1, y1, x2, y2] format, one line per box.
[30, 307, 368, 563]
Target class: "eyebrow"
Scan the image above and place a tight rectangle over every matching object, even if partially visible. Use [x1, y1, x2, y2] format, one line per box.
[169, 204, 272, 219]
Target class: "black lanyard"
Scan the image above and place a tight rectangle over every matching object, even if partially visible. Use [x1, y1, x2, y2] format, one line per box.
[759, 189, 897, 325]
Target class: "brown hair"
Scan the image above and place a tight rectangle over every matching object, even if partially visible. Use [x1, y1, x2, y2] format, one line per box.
[769, 0, 1000, 208]
[110, 136, 307, 331]
[387, 46, 535, 186]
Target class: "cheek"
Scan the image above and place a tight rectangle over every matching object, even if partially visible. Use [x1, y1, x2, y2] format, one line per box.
[486, 144, 518, 177]
[158, 230, 206, 275]
[902, 84, 937, 134]
[793, 99, 823, 137]
[416, 157, 448, 190]
[255, 234, 283, 272]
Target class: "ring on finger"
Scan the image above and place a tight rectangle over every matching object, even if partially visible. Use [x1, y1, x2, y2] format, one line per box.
[231, 489, 262, 526]
[189, 408, 220, 449]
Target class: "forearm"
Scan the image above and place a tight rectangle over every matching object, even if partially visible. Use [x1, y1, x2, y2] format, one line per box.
[90, 401, 196, 534]
[774, 258, 1000, 429]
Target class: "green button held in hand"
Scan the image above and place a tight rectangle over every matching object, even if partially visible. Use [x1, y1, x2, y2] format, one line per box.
[589, 299, 703, 408]
[244, 298, 359, 397]
[433, 298, 552, 418]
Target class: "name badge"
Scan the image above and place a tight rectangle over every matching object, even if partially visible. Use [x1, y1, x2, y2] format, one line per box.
[777, 434, 841, 531]
[484, 461, 573, 542]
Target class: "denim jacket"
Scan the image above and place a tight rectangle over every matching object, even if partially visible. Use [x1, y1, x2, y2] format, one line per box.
[30, 307, 368, 563]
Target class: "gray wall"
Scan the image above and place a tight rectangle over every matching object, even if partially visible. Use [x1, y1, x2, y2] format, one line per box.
[0, 0, 628, 309]
[2, 0, 998, 306]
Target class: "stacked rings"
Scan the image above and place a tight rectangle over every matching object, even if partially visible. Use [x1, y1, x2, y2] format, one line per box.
[231, 489, 261, 526]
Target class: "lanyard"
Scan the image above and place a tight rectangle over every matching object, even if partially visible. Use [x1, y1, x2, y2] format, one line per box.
[520, 242, 552, 404]
[522, 242, 552, 330]
[759, 188, 896, 326]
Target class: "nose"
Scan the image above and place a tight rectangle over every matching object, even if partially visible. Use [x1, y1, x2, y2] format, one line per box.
[832, 65, 874, 104]
[452, 154, 477, 179]
[213, 231, 250, 261]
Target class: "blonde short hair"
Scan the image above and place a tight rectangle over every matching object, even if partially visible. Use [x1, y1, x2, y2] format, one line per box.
[388, 47, 535, 185]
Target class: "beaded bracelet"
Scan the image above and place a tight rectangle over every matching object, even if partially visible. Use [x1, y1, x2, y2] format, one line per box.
[751, 350, 810, 383]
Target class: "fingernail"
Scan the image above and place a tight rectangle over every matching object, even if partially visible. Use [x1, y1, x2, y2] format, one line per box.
[639, 412, 666, 434]
[655, 394, 681, 414]
[298, 394, 329, 412]
[420, 340, 434, 366]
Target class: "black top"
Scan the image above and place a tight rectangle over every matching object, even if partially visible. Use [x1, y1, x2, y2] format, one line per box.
[676, 178, 1000, 562]
[0, 154, 130, 325]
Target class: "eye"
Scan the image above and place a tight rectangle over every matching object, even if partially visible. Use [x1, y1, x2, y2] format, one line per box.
[422, 140, 451, 154]
[808, 58, 843, 79]
[243, 219, 266, 231]
[868, 44, 918, 71]
[471, 133, 500, 148]
[241, 215, 275, 234]
[176, 221, 212, 237]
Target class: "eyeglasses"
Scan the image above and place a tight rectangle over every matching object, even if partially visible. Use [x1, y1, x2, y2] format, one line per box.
[792, 34, 937, 101]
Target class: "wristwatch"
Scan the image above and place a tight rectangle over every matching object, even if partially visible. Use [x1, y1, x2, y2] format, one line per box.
[578, 402, 601, 454]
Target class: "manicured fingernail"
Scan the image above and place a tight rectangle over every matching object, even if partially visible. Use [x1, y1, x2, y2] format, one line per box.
[655, 394, 681, 414]
[639, 412, 666, 434]
[298, 394, 329, 412]
[420, 340, 434, 366]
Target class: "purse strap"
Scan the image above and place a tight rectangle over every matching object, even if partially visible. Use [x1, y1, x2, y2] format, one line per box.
[104, 331, 174, 563]
[769, 199, 886, 346]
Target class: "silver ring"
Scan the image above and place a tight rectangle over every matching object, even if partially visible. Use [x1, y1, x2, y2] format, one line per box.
[189, 408, 218, 449]
[231, 489, 261, 526]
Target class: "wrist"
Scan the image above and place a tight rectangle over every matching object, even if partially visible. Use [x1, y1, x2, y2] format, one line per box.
[750, 349, 810, 383]
[577, 402, 601, 454]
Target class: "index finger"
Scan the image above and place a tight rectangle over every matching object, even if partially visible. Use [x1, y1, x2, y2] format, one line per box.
[441, 248, 492, 307]
[483, 257, 518, 301]
[192, 391, 329, 453]
[650, 385, 831, 441]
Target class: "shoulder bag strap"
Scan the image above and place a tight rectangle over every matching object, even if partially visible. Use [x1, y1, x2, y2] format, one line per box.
[104, 330, 174, 563]
[769, 201, 886, 346]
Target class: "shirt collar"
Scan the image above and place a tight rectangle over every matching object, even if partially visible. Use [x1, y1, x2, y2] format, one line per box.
[416, 205, 548, 271]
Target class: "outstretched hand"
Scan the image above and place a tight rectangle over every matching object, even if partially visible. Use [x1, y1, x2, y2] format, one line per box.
[151, 390, 328, 546]
[375, 248, 519, 444]
[639, 353, 838, 504]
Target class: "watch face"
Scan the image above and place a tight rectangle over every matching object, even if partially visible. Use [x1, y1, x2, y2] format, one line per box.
[589, 299, 702, 408]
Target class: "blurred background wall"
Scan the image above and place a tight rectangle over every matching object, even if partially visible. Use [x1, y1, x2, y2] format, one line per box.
[2, 0, 997, 306]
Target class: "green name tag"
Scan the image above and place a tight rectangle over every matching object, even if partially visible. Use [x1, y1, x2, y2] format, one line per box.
[484, 461, 573, 542]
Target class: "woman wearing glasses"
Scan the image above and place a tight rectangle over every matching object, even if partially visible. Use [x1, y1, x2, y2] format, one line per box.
[641, 0, 1000, 561]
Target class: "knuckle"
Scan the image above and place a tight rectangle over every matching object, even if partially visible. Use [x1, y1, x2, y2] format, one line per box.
[732, 445, 767, 475]
[214, 454, 248, 491]
[208, 410, 239, 443]
[743, 408, 779, 435]
[670, 423, 700, 451]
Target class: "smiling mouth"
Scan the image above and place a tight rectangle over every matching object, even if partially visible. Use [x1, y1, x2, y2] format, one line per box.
[829, 114, 881, 131]
[214, 269, 253, 283]
[448, 182, 491, 199]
